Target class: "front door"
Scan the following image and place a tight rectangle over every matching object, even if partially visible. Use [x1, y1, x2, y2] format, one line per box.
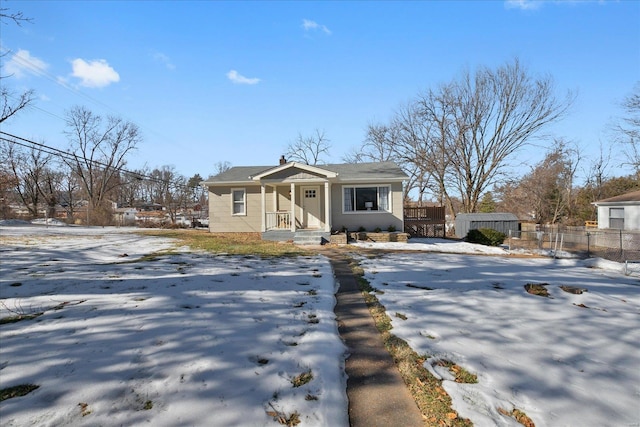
[302, 186, 321, 229]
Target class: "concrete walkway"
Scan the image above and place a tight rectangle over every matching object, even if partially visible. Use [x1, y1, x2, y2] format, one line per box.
[324, 250, 425, 427]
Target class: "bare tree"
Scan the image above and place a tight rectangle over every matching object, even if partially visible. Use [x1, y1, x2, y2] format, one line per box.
[64, 106, 141, 225]
[496, 140, 580, 224]
[613, 83, 640, 176]
[58, 164, 82, 221]
[349, 59, 574, 216]
[284, 129, 331, 165]
[0, 8, 32, 26]
[440, 59, 574, 213]
[2, 141, 54, 218]
[148, 166, 189, 224]
[0, 8, 35, 124]
[582, 142, 612, 203]
[116, 168, 147, 208]
[213, 161, 232, 176]
[0, 174, 17, 218]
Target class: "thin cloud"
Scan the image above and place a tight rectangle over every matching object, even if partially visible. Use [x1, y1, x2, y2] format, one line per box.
[505, 0, 543, 10]
[505, 1, 598, 11]
[70, 58, 120, 88]
[302, 19, 331, 35]
[152, 52, 176, 70]
[226, 70, 260, 85]
[5, 49, 49, 78]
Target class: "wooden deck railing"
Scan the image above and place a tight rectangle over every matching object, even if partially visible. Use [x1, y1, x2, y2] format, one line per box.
[404, 206, 446, 221]
[404, 206, 446, 237]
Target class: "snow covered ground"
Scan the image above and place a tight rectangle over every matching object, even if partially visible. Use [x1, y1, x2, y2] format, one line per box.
[354, 240, 640, 427]
[0, 224, 347, 427]
[1, 225, 638, 427]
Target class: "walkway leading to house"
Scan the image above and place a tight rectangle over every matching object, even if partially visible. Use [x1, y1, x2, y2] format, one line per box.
[324, 249, 425, 427]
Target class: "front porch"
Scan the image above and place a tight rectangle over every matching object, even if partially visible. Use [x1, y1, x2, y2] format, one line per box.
[259, 181, 332, 233]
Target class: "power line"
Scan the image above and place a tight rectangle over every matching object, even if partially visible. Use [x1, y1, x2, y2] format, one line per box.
[0, 131, 192, 190]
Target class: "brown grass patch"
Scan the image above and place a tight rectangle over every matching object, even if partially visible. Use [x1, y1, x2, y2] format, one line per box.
[0, 384, 39, 401]
[138, 230, 310, 257]
[433, 360, 478, 384]
[524, 283, 550, 297]
[291, 370, 313, 388]
[498, 407, 536, 427]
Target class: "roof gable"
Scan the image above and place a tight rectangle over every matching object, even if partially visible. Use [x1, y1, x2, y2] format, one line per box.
[251, 162, 338, 180]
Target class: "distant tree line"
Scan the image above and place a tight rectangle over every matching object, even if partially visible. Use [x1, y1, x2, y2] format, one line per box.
[0, 106, 210, 225]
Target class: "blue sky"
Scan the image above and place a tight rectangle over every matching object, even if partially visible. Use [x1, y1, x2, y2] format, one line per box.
[2, 0, 639, 182]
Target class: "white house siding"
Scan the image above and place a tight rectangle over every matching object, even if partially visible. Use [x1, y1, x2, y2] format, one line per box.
[330, 181, 404, 232]
[597, 205, 640, 231]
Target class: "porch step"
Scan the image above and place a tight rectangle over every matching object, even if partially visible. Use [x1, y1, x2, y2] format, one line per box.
[293, 230, 330, 245]
[261, 230, 330, 245]
[262, 230, 294, 242]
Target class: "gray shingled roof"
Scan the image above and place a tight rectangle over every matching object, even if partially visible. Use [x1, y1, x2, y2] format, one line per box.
[593, 190, 640, 204]
[202, 161, 408, 184]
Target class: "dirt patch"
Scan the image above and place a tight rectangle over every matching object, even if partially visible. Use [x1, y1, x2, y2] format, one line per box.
[524, 283, 550, 297]
[559, 285, 587, 294]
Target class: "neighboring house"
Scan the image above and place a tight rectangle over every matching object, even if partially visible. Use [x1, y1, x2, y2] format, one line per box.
[201, 159, 408, 242]
[135, 209, 169, 224]
[592, 190, 640, 231]
[113, 207, 137, 226]
[454, 213, 520, 238]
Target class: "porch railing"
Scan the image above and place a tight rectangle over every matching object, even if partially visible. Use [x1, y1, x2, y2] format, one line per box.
[266, 211, 292, 230]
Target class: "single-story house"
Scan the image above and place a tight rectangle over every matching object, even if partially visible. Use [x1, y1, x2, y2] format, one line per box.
[592, 190, 640, 231]
[201, 158, 408, 243]
[454, 212, 520, 238]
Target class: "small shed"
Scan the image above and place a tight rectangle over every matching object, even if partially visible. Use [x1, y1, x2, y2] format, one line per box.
[455, 213, 520, 238]
[592, 190, 640, 230]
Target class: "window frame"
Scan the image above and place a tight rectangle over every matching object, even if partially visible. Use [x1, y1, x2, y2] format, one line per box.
[609, 207, 624, 229]
[342, 185, 392, 214]
[231, 188, 246, 216]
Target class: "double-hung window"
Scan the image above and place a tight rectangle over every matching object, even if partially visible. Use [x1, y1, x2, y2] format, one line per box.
[231, 188, 246, 216]
[609, 207, 624, 229]
[343, 186, 391, 213]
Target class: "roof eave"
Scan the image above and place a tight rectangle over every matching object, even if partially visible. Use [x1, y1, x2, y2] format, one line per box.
[202, 179, 253, 186]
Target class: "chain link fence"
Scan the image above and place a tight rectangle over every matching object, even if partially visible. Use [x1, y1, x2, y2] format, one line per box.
[507, 226, 640, 264]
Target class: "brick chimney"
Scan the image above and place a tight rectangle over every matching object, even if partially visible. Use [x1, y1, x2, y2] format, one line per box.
[279, 155, 286, 165]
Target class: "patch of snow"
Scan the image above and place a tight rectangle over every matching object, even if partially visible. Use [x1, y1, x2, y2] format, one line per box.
[30, 218, 68, 226]
[355, 249, 640, 427]
[0, 226, 348, 427]
[2, 227, 638, 426]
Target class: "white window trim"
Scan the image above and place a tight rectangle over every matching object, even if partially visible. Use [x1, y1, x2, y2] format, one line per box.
[342, 185, 392, 214]
[231, 188, 246, 216]
[609, 207, 624, 229]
